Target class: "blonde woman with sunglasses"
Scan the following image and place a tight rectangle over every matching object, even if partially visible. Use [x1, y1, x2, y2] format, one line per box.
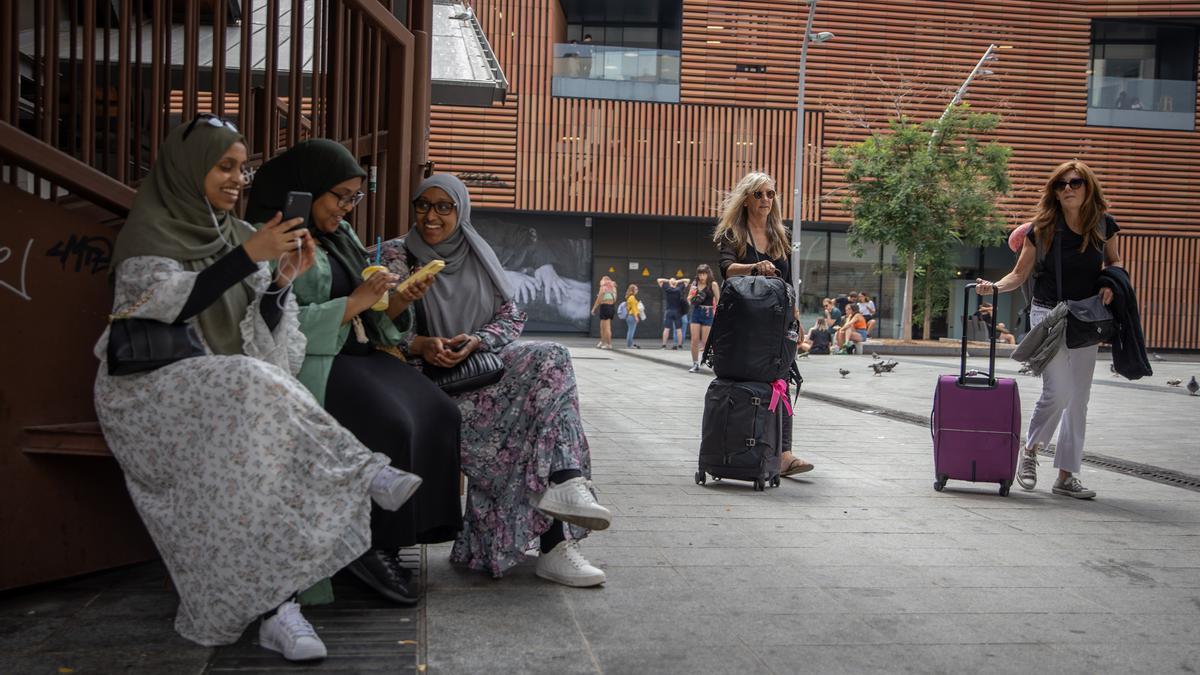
[713, 172, 814, 477]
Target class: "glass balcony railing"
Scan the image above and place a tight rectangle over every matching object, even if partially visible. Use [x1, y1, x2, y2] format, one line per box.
[1088, 75, 1196, 131]
[551, 43, 680, 103]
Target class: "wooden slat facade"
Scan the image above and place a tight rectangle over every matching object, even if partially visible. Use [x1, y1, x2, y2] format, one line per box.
[429, 0, 1200, 349]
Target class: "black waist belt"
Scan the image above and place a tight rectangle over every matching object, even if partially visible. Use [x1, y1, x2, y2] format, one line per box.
[1032, 299, 1056, 309]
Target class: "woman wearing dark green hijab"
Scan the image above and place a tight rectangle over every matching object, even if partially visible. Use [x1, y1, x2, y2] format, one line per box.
[94, 118, 422, 661]
[247, 140, 463, 607]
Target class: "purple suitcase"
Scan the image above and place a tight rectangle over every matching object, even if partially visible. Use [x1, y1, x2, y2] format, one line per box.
[931, 284, 1021, 496]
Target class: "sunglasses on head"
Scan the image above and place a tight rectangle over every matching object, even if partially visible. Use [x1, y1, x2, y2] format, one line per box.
[183, 113, 238, 140]
[1053, 177, 1085, 191]
[412, 198, 456, 215]
[752, 189, 777, 200]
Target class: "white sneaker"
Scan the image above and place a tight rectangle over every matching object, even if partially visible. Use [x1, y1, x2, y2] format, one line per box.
[536, 540, 606, 588]
[369, 466, 423, 511]
[535, 477, 612, 531]
[688, 362, 701, 373]
[1052, 475, 1096, 499]
[259, 601, 327, 661]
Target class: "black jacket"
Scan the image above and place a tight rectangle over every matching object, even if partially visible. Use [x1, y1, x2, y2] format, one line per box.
[1097, 267, 1152, 380]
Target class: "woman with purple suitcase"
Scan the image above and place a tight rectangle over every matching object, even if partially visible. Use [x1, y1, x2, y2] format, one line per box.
[976, 160, 1122, 500]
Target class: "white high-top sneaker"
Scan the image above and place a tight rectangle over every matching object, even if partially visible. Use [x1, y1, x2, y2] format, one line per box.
[369, 466, 423, 511]
[534, 477, 612, 531]
[536, 540, 606, 588]
[258, 601, 327, 661]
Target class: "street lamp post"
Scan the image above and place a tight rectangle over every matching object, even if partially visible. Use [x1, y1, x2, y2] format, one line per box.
[790, 0, 833, 312]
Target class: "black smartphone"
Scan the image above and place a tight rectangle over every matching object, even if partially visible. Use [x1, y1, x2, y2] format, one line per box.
[282, 191, 312, 232]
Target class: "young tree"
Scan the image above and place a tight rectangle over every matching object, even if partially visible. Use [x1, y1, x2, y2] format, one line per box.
[829, 104, 1010, 340]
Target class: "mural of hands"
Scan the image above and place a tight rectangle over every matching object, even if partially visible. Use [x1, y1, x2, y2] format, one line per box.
[505, 269, 540, 304]
[534, 264, 571, 305]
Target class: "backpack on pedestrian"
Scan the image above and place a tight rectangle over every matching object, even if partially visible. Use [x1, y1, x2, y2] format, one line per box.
[616, 301, 628, 320]
[701, 275, 797, 382]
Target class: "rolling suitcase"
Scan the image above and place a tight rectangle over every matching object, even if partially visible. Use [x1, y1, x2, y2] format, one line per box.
[931, 283, 1021, 496]
[696, 379, 785, 491]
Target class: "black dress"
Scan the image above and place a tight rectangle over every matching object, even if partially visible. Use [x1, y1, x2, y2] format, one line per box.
[323, 255, 463, 548]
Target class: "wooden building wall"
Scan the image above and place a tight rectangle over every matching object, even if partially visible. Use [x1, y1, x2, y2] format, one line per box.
[429, 0, 1200, 349]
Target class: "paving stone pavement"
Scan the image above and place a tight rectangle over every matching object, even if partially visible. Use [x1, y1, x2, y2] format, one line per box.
[426, 338, 1200, 674]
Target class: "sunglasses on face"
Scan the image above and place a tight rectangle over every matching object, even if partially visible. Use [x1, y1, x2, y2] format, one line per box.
[1053, 177, 1085, 192]
[412, 198, 456, 215]
[183, 113, 238, 140]
[752, 190, 777, 200]
[332, 191, 366, 209]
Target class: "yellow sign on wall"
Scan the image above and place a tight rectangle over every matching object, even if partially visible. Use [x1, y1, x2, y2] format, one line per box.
[641, 268, 650, 277]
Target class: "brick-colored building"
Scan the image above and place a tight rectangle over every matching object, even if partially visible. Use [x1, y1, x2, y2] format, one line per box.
[431, 0, 1200, 348]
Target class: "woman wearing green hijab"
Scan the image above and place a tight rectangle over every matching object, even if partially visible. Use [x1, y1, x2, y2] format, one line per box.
[246, 140, 463, 607]
[94, 117, 422, 661]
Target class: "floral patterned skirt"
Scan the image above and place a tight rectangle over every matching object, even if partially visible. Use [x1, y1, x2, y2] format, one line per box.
[95, 354, 388, 645]
[449, 341, 592, 577]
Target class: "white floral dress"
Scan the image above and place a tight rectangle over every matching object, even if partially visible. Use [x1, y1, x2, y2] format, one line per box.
[93, 256, 390, 646]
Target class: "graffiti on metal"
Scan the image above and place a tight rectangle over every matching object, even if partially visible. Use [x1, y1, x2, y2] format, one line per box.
[0, 238, 33, 301]
[46, 234, 113, 274]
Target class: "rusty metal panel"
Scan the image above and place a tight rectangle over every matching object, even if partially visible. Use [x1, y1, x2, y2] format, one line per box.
[0, 184, 156, 591]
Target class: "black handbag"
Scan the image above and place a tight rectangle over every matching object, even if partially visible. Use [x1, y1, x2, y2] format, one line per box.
[1054, 227, 1116, 349]
[423, 350, 505, 395]
[107, 318, 207, 375]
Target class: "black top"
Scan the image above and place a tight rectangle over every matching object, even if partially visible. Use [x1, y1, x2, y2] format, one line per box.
[662, 284, 683, 313]
[691, 282, 716, 308]
[176, 245, 287, 331]
[1029, 214, 1120, 303]
[717, 235, 791, 283]
[808, 327, 831, 349]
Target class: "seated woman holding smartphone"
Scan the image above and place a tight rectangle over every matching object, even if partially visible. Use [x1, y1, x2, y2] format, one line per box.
[246, 140, 463, 606]
[377, 174, 613, 588]
[95, 118, 421, 661]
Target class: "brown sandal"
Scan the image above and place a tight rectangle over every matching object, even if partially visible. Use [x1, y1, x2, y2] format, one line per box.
[780, 458, 814, 476]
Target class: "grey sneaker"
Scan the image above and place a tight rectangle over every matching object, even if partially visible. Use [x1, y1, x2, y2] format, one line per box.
[688, 362, 701, 373]
[1052, 475, 1096, 499]
[1016, 450, 1038, 490]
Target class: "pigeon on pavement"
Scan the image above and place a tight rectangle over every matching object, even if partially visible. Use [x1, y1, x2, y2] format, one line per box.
[839, 368, 850, 378]
[1188, 376, 1199, 396]
[1167, 378, 1181, 387]
[872, 353, 881, 360]
[868, 362, 886, 376]
[880, 360, 899, 373]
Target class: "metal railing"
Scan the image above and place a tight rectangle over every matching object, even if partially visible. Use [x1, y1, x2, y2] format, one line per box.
[0, 0, 430, 239]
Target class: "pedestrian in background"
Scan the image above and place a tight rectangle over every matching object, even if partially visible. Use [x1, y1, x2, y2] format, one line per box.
[976, 160, 1122, 500]
[657, 277, 687, 349]
[623, 283, 643, 349]
[591, 275, 617, 349]
[686, 264, 719, 373]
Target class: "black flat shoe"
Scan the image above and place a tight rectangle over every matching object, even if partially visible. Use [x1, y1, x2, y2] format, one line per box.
[346, 549, 418, 606]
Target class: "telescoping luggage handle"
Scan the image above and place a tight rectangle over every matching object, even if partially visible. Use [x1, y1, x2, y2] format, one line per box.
[959, 282, 999, 388]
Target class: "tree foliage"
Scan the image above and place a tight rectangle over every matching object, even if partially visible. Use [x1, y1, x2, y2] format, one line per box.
[829, 105, 1011, 337]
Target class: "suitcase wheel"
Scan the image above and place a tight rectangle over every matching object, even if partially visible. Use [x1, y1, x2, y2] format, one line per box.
[695, 470, 706, 486]
[770, 476, 780, 488]
[933, 477, 946, 492]
[999, 481, 1011, 497]
[754, 478, 765, 491]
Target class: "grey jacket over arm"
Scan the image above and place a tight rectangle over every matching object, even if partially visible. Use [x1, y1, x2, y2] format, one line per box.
[1011, 303, 1069, 375]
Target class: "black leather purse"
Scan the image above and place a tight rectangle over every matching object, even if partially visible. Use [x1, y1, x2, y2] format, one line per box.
[423, 351, 505, 395]
[1054, 229, 1116, 349]
[107, 318, 207, 375]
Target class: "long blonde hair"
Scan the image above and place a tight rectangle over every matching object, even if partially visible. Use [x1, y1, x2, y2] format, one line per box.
[1031, 160, 1109, 253]
[712, 172, 789, 260]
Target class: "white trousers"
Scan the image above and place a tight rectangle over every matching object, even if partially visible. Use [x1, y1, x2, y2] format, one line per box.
[1025, 305, 1099, 474]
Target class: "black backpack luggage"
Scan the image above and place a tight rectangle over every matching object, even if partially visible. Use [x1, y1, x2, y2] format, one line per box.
[702, 275, 797, 382]
[696, 379, 784, 491]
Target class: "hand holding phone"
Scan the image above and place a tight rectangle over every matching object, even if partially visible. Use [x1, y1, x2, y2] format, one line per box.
[283, 191, 313, 232]
[394, 259, 446, 295]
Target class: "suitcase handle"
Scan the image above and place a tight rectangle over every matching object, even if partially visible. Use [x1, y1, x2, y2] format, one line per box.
[960, 282, 998, 388]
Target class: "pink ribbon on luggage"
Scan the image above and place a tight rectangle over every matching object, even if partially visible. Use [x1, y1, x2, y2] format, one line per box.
[768, 379, 793, 416]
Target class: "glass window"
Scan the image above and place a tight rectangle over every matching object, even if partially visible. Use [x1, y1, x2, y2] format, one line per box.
[829, 232, 883, 333]
[796, 231, 828, 329]
[1088, 20, 1197, 131]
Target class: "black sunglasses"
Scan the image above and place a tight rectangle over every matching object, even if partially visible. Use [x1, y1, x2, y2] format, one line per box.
[1053, 177, 1085, 191]
[752, 190, 777, 200]
[183, 113, 238, 140]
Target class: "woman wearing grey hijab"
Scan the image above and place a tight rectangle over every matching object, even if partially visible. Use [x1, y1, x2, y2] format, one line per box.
[94, 117, 421, 661]
[378, 174, 613, 588]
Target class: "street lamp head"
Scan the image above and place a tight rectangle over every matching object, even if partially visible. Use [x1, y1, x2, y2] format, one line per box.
[810, 31, 834, 43]
[977, 69, 994, 77]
